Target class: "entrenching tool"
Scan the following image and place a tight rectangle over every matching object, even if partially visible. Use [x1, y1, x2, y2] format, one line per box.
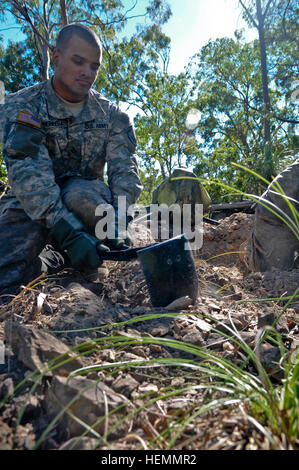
[98, 234, 198, 307]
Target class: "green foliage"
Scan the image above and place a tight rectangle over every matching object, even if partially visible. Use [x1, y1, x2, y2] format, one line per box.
[135, 70, 203, 179]
[0, 0, 297, 203]
[137, 168, 163, 206]
[0, 36, 41, 93]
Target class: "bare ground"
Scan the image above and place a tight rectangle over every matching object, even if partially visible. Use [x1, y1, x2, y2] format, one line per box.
[0, 213, 298, 450]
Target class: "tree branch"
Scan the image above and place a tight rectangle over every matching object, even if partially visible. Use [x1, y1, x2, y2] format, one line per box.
[239, 0, 258, 29]
[263, 0, 274, 20]
[59, 0, 68, 26]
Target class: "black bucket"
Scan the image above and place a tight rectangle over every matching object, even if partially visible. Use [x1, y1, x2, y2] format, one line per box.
[137, 234, 198, 307]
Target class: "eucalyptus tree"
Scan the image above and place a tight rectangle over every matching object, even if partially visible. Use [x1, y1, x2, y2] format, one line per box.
[134, 69, 203, 179]
[189, 34, 296, 196]
[239, 0, 298, 177]
[0, 0, 172, 84]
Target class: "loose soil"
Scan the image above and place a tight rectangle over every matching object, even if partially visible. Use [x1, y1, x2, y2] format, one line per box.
[0, 213, 298, 450]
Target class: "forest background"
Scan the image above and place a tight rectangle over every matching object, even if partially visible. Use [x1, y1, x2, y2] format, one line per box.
[0, 0, 298, 205]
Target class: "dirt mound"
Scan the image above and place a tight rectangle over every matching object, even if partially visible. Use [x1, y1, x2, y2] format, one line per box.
[200, 212, 254, 267]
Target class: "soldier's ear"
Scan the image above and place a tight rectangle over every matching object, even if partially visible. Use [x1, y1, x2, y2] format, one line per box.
[52, 48, 61, 67]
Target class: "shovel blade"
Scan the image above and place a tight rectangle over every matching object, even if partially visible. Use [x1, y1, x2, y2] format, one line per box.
[137, 234, 198, 307]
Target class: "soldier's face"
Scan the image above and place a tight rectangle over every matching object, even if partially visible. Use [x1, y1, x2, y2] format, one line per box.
[53, 35, 101, 102]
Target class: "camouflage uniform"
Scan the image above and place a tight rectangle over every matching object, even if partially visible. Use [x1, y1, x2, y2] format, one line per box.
[243, 159, 299, 271]
[0, 78, 142, 298]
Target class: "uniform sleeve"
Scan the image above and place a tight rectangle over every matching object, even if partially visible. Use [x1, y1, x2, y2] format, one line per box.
[3, 112, 71, 228]
[106, 108, 143, 209]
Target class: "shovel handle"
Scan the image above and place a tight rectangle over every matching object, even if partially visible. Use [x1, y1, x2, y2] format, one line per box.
[98, 243, 158, 262]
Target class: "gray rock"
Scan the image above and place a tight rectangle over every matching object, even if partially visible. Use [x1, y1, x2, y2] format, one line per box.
[165, 296, 192, 311]
[46, 376, 129, 439]
[213, 318, 244, 334]
[258, 345, 283, 379]
[4, 321, 83, 376]
[49, 283, 117, 331]
[257, 311, 275, 328]
[0, 377, 14, 399]
[207, 333, 224, 350]
[112, 374, 139, 397]
[182, 328, 204, 346]
[257, 310, 289, 334]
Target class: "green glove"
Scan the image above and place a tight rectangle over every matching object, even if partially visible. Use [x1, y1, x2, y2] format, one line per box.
[50, 213, 110, 269]
[108, 210, 132, 251]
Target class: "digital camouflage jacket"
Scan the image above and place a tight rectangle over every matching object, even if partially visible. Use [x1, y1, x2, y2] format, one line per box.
[0, 78, 142, 228]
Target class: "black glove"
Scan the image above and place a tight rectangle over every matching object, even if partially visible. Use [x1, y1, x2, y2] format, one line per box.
[50, 213, 110, 269]
[107, 209, 132, 251]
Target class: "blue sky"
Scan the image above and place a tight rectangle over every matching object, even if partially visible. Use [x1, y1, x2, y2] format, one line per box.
[121, 0, 258, 74]
[0, 0, 257, 76]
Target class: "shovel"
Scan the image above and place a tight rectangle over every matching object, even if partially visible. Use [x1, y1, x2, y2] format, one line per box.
[99, 234, 198, 307]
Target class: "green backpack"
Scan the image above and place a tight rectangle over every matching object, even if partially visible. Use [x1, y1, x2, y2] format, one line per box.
[152, 168, 211, 220]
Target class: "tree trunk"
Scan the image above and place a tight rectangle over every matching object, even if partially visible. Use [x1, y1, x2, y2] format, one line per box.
[38, 35, 50, 81]
[60, 0, 68, 25]
[256, 0, 273, 178]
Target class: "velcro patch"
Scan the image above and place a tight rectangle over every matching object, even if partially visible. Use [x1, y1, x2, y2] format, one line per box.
[17, 110, 41, 129]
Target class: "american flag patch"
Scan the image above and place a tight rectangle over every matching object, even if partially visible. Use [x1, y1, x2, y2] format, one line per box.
[17, 110, 41, 128]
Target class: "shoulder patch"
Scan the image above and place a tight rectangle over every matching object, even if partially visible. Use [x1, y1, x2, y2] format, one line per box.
[17, 110, 41, 129]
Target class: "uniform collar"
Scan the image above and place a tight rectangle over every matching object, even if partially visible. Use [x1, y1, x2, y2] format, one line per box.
[42, 77, 106, 122]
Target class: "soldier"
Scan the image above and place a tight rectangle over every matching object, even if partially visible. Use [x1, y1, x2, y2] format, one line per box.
[242, 159, 299, 272]
[0, 23, 143, 302]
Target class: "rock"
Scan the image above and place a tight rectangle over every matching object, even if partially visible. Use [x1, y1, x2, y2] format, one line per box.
[21, 396, 41, 423]
[46, 376, 129, 438]
[0, 377, 14, 399]
[171, 377, 185, 387]
[119, 352, 147, 362]
[194, 318, 212, 334]
[257, 310, 289, 334]
[59, 437, 99, 450]
[112, 374, 139, 397]
[4, 321, 83, 376]
[239, 331, 256, 347]
[131, 306, 150, 315]
[128, 221, 155, 247]
[165, 296, 192, 311]
[0, 421, 13, 450]
[207, 333, 224, 350]
[207, 302, 221, 312]
[151, 324, 170, 336]
[138, 383, 158, 394]
[101, 349, 116, 362]
[258, 344, 283, 379]
[213, 318, 244, 334]
[182, 328, 204, 346]
[49, 283, 116, 331]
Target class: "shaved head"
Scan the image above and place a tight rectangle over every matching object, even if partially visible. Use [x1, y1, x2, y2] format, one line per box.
[56, 23, 102, 60]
